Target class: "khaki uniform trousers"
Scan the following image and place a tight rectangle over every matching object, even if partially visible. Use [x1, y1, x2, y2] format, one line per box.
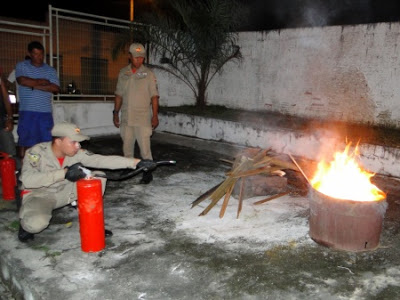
[120, 124, 153, 159]
[19, 172, 107, 234]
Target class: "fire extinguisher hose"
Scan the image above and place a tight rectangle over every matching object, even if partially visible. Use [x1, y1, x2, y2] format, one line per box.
[94, 160, 176, 181]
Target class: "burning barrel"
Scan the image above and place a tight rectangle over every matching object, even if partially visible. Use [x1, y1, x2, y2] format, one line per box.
[309, 188, 387, 251]
[309, 143, 387, 252]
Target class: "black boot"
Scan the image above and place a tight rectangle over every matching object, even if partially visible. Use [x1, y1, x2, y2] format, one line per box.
[105, 229, 113, 237]
[140, 172, 153, 184]
[15, 185, 22, 211]
[18, 225, 34, 242]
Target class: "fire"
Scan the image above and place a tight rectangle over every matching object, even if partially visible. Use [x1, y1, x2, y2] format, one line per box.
[311, 143, 386, 201]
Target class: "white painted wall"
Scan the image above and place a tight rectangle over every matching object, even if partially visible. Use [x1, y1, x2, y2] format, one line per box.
[159, 111, 400, 178]
[156, 22, 400, 127]
[45, 102, 400, 178]
[53, 101, 119, 136]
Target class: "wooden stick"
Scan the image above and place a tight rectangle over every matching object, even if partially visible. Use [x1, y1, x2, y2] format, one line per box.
[251, 148, 269, 164]
[201, 157, 252, 216]
[228, 166, 269, 178]
[288, 153, 311, 185]
[219, 183, 234, 218]
[199, 197, 221, 216]
[237, 177, 246, 219]
[219, 158, 234, 165]
[191, 181, 223, 208]
[199, 167, 241, 216]
[253, 192, 289, 205]
[211, 159, 252, 202]
[269, 157, 298, 170]
[253, 156, 273, 167]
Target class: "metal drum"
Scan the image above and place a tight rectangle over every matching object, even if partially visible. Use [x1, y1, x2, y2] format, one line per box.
[309, 188, 387, 252]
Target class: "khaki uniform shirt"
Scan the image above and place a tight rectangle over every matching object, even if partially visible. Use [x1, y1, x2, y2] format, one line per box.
[115, 64, 159, 127]
[20, 142, 137, 194]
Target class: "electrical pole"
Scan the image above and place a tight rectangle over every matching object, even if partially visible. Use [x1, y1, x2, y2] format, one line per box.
[130, 0, 134, 21]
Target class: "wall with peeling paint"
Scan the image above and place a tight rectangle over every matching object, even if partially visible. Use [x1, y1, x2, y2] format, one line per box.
[156, 22, 400, 127]
[43, 102, 400, 178]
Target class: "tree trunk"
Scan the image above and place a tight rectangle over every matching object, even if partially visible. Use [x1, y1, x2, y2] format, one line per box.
[196, 70, 208, 108]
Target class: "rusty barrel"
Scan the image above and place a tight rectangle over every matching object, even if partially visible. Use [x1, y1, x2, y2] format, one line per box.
[309, 188, 387, 252]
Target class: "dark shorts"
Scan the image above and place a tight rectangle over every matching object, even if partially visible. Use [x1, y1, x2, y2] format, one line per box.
[17, 111, 54, 147]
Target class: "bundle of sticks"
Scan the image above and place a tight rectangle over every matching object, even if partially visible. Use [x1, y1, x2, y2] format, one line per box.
[191, 148, 301, 219]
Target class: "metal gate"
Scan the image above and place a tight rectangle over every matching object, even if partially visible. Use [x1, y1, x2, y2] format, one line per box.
[0, 5, 134, 101]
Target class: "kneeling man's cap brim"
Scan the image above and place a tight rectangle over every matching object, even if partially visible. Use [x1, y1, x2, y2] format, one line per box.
[51, 123, 90, 142]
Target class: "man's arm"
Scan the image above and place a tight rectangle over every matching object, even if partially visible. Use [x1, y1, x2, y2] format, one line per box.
[0, 78, 14, 132]
[151, 95, 159, 130]
[33, 81, 60, 94]
[77, 149, 141, 169]
[113, 94, 123, 128]
[20, 152, 66, 189]
[17, 76, 60, 94]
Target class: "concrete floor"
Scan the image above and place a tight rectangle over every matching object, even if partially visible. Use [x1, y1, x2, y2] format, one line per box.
[1, 132, 400, 300]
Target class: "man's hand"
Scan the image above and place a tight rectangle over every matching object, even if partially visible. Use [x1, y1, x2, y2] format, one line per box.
[151, 115, 159, 130]
[113, 114, 120, 128]
[36, 78, 51, 86]
[65, 162, 86, 182]
[4, 119, 13, 132]
[136, 159, 157, 172]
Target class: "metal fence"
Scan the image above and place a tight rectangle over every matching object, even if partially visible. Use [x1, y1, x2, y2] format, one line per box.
[0, 20, 50, 98]
[0, 5, 136, 102]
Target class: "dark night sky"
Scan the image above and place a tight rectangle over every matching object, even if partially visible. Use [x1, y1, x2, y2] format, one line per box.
[2, 0, 400, 31]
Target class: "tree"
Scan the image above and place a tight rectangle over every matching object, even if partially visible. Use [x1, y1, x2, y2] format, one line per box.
[112, 0, 246, 108]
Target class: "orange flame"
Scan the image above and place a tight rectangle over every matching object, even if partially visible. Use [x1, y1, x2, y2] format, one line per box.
[311, 143, 386, 201]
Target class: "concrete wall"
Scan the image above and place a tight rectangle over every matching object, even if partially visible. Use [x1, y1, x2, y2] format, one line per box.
[159, 111, 400, 178]
[53, 101, 119, 136]
[156, 22, 400, 127]
[48, 101, 400, 178]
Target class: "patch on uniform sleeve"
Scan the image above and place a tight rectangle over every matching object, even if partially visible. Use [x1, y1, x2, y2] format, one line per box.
[27, 153, 41, 167]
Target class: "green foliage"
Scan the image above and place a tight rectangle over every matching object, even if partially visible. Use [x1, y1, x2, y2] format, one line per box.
[7, 220, 20, 231]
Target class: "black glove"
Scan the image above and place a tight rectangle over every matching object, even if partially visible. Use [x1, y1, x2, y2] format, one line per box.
[65, 162, 86, 182]
[136, 159, 157, 172]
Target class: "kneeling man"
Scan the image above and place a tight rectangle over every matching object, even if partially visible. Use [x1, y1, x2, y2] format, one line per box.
[18, 122, 155, 242]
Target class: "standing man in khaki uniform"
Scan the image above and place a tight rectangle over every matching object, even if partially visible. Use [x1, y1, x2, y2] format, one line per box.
[18, 122, 156, 242]
[113, 43, 159, 184]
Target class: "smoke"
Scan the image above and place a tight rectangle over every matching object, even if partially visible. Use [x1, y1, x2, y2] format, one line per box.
[301, 4, 330, 27]
[250, 0, 375, 30]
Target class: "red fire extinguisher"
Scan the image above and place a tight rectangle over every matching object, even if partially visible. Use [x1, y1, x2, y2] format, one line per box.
[0, 152, 17, 201]
[77, 178, 105, 252]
